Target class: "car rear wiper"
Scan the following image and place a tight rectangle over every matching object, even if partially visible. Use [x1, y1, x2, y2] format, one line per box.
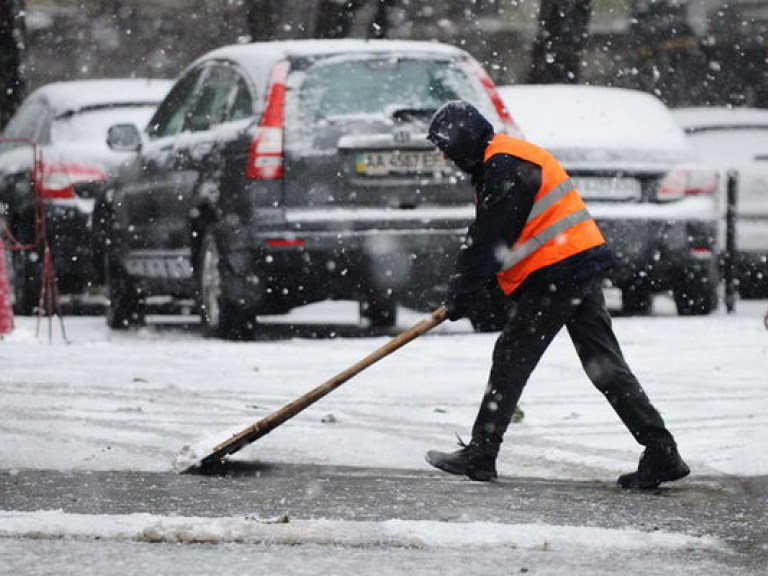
[389, 107, 437, 123]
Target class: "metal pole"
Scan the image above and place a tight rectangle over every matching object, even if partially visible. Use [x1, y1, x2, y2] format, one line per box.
[723, 170, 738, 313]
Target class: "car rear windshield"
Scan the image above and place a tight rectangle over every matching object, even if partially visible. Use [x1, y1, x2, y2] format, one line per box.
[688, 127, 768, 164]
[52, 106, 159, 147]
[297, 56, 493, 122]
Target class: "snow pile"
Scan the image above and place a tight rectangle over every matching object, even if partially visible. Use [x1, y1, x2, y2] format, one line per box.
[171, 425, 254, 473]
[0, 510, 723, 552]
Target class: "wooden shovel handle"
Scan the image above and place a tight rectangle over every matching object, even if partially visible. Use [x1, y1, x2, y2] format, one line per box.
[256, 306, 447, 434]
[212, 307, 447, 454]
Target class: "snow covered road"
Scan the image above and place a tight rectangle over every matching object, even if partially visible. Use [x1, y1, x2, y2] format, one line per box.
[2, 299, 767, 479]
[1, 298, 767, 574]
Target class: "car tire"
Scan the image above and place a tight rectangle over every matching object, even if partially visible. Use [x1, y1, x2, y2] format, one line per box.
[3, 244, 18, 312]
[198, 229, 255, 340]
[11, 249, 40, 315]
[738, 281, 768, 299]
[105, 256, 145, 329]
[674, 265, 719, 316]
[90, 189, 111, 287]
[621, 285, 653, 315]
[360, 291, 397, 328]
[736, 259, 768, 299]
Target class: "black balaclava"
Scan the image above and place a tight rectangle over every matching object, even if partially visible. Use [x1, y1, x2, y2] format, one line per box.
[427, 100, 495, 174]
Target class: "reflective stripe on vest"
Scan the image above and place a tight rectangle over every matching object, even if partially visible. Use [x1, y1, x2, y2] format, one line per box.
[499, 206, 592, 272]
[526, 177, 575, 223]
[483, 134, 606, 295]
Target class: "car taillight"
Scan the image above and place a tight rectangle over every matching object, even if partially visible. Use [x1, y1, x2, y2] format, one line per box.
[265, 238, 305, 247]
[246, 60, 289, 180]
[467, 57, 524, 138]
[34, 161, 107, 199]
[657, 166, 719, 202]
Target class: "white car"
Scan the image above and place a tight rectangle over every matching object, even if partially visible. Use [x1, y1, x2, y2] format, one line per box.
[673, 106, 768, 298]
[0, 78, 173, 313]
[499, 84, 721, 315]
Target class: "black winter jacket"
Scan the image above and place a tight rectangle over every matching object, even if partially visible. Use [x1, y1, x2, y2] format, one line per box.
[428, 101, 616, 303]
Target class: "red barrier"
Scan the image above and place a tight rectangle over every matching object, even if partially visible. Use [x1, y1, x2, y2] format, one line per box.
[0, 137, 67, 341]
[0, 238, 14, 335]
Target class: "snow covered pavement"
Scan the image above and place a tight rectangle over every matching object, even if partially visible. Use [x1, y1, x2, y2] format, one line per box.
[1, 297, 767, 574]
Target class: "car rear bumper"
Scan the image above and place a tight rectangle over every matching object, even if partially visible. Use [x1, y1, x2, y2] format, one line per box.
[595, 213, 719, 289]
[221, 199, 722, 309]
[223, 209, 471, 312]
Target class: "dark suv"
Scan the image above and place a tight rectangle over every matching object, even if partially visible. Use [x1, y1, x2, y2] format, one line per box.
[99, 39, 517, 337]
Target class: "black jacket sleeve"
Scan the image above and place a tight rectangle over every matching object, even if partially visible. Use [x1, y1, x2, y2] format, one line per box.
[448, 153, 541, 297]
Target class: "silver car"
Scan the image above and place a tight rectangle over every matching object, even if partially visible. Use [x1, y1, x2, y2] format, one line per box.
[674, 106, 768, 298]
[499, 84, 721, 316]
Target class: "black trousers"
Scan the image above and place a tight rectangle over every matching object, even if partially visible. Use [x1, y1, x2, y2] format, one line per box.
[471, 275, 675, 453]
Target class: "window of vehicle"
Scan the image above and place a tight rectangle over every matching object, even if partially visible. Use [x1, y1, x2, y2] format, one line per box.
[297, 57, 494, 122]
[228, 77, 254, 122]
[0, 99, 52, 152]
[687, 126, 768, 164]
[183, 65, 241, 132]
[147, 69, 205, 139]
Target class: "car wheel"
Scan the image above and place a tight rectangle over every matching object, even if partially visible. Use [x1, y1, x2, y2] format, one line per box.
[198, 229, 255, 340]
[90, 192, 111, 287]
[11, 249, 40, 315]
[360, 291, 397, 328]
[738, 281, 768, 299]
[621, 285, 653, 315]
[3, 243, 17, 311]
[674, 266, 719, 316]
[736, 260, 768, 299]
[105, 256, 145, 329]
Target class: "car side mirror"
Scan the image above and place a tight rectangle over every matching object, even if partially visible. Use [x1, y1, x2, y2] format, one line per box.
[107, 123, 142, 152]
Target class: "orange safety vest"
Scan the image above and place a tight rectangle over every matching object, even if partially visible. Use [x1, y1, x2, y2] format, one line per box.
[484, 134, 606, 295]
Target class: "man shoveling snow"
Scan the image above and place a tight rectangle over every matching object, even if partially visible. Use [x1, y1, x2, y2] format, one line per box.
[425, 101, 690, 490]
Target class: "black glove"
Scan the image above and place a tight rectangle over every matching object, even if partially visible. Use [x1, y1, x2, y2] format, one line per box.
[445, 291, 472, 321]
[445, 273, 477, 321]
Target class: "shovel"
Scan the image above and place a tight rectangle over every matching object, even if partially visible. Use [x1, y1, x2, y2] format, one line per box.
[173, 307, 448, 473]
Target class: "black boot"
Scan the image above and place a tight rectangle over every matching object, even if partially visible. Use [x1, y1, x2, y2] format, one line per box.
[618, 443, 690, 490]
[425, 438, 498, 481]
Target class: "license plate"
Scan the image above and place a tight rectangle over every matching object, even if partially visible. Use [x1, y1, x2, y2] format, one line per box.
[572, 177, 642, 201]
[355, 150, 451, 176]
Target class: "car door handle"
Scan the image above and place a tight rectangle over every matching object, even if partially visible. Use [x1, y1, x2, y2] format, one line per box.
[146, 153, 174, 171]
[190, 142, 214, 161]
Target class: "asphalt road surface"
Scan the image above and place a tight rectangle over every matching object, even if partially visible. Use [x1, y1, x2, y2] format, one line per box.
[2, 463, 766, 575]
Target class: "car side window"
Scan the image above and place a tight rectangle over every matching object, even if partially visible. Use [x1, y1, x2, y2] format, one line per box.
[2, 98, 52, 144]
[228, 77, 254, 122]
[183, 65, 241, 132]
[147, 69, 205, 140]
